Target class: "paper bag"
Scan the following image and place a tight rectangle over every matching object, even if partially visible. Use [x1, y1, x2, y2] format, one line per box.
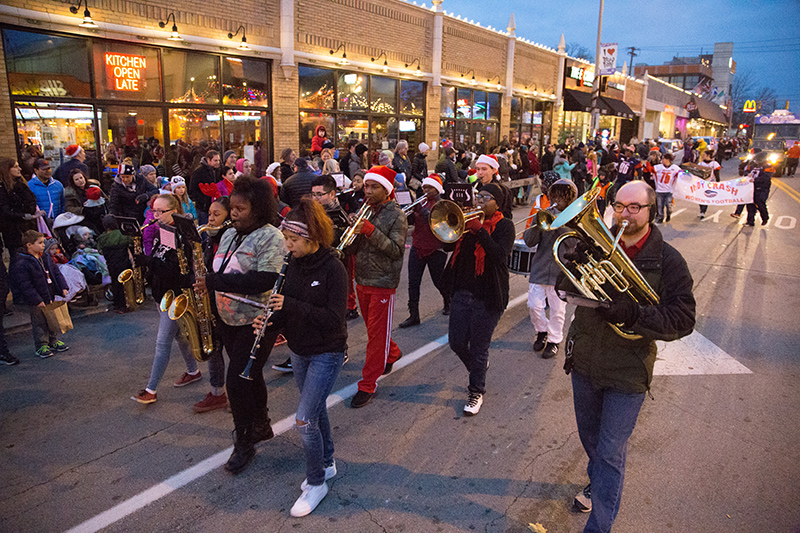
[43, 301, 74, 334]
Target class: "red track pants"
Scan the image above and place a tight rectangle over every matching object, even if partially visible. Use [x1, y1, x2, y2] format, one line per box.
[356, 284, 402, 393]
[347, 255, 357, 310]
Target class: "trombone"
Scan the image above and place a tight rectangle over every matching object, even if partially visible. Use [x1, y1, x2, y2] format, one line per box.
[336, 187, 355, 197]
[429, 199, 484, 243]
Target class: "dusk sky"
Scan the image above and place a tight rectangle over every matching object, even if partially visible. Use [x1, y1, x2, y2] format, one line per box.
[439, 0, 800, 113]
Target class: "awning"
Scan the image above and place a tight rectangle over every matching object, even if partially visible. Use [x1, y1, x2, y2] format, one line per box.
[563, 89, 593, 113]
[601, 96, 636, 120]
[693, 97, 728, 125]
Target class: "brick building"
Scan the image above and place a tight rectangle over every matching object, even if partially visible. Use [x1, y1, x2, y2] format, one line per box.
[0, 0, 651, 180]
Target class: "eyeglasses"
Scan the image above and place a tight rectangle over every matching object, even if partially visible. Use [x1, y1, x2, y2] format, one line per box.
[152, 209, 174, 215]
[475, 193, 494, 201]
[612, 202, 650, 214]
[311, 191, 332, 198]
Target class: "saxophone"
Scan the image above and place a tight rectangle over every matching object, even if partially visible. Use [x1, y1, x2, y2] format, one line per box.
[118, 220, 156, 309]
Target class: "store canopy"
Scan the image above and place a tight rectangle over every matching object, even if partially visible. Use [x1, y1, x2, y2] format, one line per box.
[563, 89, 594, 113]
[693, 97, 728, 125]
[601, 96, 636, 120]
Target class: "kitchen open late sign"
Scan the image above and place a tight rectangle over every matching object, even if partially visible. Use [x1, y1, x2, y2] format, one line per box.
[105, 53, 146, 91]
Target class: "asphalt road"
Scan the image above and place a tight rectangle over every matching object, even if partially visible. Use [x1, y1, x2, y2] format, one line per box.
[1, 158, 799, 533]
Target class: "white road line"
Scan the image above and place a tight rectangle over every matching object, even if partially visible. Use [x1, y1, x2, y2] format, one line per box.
[65, 294, 528, 533]
[654, 330, 752, 375]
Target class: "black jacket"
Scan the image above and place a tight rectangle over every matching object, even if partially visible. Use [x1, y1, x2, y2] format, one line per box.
[53, 159, 89, 187]
[392, 153, 412, 180]
[540, 151, 555, 172]
[561, 224, 696, 393]
[435, 157, 459, 184]
[135, 230, 194, 302]
[189, 162, 218, 214]
[270, 247, 348, 356]
[109, 176, 158, 223]
[9, 252, 68, 306]
[442, 216, 515, 313]
[280, 169, 317, 209]
[0, 180, 38, 252]
[411, 153, 428, 183]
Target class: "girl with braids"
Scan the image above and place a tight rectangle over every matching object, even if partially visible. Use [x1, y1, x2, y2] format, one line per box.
[196, 177, 286, 474]
[253, 196, 348, 517]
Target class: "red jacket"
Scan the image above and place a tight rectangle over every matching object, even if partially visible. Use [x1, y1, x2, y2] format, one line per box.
[311, 125, 328, 153]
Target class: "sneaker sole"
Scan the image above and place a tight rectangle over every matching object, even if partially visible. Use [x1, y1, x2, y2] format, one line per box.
[271, 366, 293, 373]
[131, 396, 156, 404]
[174, 376, 202, 387]
[193, 401, 229, 413]
[54, 346, 69, 352]
[38, 352, 54, 359]
[1, 359, 20, 365]
[463, 408, 480, 416]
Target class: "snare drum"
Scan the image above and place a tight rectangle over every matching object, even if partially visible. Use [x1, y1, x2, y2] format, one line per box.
[508, 239, 535, 275]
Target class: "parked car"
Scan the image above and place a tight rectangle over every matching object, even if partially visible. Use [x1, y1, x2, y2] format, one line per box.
[658, 138, 683, 157]
[738, 140, 787, 176]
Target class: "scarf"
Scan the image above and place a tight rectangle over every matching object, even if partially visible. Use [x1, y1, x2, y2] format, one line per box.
[451, 210, 504, 276]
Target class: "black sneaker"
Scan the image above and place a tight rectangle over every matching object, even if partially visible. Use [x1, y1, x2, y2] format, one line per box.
[272, 358, 293, 373]
[398, 315, 420, 328]
[573, 484, 591, 513]
[542, 342, 559, 359]
[533, 332, 548, 352]
[350, 390, 374, 408]
[345, 309, 360, 320]
[442, 303, 450, 316]
[0, 352, 20, 366]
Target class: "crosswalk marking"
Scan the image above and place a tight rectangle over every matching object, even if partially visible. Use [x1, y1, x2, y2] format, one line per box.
[654, 330, 752, 376]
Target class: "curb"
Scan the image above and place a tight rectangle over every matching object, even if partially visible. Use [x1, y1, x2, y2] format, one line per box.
[5, 304, 113, 337]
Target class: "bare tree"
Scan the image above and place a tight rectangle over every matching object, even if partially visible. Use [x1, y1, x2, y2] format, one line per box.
[566, 42, 594, 62]
[755, 86, 779, 114]
[730, 70, 756, 127]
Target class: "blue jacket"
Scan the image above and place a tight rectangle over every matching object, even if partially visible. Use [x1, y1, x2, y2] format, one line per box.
[28, 176, 65, 219]
[9, 252, 68, 306]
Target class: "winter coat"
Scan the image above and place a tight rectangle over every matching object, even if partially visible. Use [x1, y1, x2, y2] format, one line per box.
[28, 176, 65, 219]
[311, 125, 328, 154]
[9, 252, 68, 306]
[269, 247, 348, 356]
[540, 151, 555, 172]
[135, 228, 194, 303]
[435, 156, 459, 184]
[554, 161, 576, 181]
[280, 169, 317, 209]
[411, 152, 428, 183]
[189, 161, 218, 214]
[108, 175, 158, 223]
[351, 200, 408, 289]
[64, 179, 103, 215]
[53, 158, 89, 187]
[96, 229, 132, 275]
[392, 153, 412, 181]
[0, 180, 38, 252]
[561, 224, 695, 393]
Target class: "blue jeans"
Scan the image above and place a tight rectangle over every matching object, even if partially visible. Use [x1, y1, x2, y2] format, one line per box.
[571, 371, 645, 533]
[147, 306, 198, 391]
[448, 290, 502, 395]
[655, 192, 672, 222]
[290, 350, 345, 486]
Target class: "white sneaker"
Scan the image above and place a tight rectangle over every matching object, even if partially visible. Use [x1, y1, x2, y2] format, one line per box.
[463, 392, 483, 416]
[290, 481, 328, 517]
[300, 460, 337, 491]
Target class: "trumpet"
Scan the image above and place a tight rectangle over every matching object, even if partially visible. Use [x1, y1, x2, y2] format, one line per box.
[401, 194, 429, 215]
[336, 187, 355, 196]
[333, 202, 373, 258]
[429, 199, 484, 243]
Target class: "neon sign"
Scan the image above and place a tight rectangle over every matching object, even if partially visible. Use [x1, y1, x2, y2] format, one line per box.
[743, 100, 756, 114]
[105, 53, 146, 91]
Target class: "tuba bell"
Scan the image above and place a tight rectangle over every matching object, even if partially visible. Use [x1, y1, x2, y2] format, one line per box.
[547, 187, 660, 340]
[429, 199, 484, 243]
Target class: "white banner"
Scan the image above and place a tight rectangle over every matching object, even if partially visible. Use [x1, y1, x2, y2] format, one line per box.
[673, 171, 753, 206]
[599, 43, 618, 76]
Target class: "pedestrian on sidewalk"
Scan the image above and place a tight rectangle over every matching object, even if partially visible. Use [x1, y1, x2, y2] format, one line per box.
[9, 230, 70, 359]
[522, 179, 577, 360]
[441, 183, 514, 416]
[0, 158, 40, 256]
[0, 234, 19, 366]
[130, 195, 201, 405]
[254, 197, 348, 517]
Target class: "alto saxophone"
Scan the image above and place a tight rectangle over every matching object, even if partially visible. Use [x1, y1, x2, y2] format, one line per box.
[118, 220, 156, 309]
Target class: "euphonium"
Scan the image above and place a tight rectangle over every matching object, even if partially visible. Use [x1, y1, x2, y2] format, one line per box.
[429, 199, 484, 243]
[159, 239, 206, 362]
[333, 202, 373, 258]
[118, 220, 156, 309]
[547, 187, 660, 340]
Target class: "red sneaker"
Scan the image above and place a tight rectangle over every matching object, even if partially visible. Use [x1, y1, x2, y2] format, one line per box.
[193, 392, 228, 413]
[131, 389, 157, 404]
[174, 371, 202, 387]
[274, 334, 287, 346]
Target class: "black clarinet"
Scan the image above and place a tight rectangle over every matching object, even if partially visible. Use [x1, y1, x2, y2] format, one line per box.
[239, 252, 292, 380]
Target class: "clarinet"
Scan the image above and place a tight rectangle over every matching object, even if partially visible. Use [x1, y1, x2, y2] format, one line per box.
[239, 252, 292, 380]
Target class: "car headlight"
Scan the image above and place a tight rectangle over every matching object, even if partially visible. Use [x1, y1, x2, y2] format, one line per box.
[768, 154, 779, 164]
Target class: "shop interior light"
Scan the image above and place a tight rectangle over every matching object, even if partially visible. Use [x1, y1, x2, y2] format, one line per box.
[159, 13, 183, 41]
[228, 26, 249, 51]
[405, 58, 422, 77]
[371, 51, 390, 74]
[69, 0, 98, 28]
[330, 44, 348, 65]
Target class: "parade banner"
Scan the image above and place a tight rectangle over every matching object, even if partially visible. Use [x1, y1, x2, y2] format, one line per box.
[673, 171, 753, 206]
[599, 43, 618, 76]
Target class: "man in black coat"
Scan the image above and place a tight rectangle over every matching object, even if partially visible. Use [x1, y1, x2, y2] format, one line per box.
[279, 158, 317, 209]
[540, 143, 556, 172]
[435, 147, 460, 184]
[410, 142, 430, 192]
[108, 164, 158, 224]
[53, 144, 89, 187]
[189, 150, 220, 224]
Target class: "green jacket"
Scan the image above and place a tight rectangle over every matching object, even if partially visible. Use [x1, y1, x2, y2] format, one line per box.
[563, 224, 695, 393]
[352, 200, 408, 289]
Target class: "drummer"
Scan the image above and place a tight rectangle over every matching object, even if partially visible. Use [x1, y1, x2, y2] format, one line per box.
[522, 178, 577, 360]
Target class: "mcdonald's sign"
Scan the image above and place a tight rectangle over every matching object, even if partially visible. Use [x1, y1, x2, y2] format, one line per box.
[743, 100, 757, 113]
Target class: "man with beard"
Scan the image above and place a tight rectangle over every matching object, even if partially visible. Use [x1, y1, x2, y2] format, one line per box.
[561, 180, 695, 531]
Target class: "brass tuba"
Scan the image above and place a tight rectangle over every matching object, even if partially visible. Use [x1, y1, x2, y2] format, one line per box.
[429, 199, 484, 243]
[547, 187, 660, 340]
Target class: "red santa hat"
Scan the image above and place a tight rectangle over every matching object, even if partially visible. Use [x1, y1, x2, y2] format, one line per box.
[364, 165, 396, 197]
[421, 173, 444, 194]
[65, 144, 82, 158]
[476, 154, 499, 170]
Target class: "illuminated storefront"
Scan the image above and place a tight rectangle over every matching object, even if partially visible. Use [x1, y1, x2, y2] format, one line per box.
[509, 96, 553, 155]
[439, 86, 501, 154]
[298, 65, 425, 158]
[3, 26, 272, 178]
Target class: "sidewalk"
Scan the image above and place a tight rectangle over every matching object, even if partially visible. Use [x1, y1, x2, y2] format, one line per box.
[3, 296, 112, 337]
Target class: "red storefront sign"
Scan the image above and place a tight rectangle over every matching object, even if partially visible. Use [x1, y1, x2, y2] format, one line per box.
[104, 53, 146, 91]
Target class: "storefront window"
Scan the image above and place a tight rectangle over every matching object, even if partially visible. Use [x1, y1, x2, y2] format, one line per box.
[96, 106, 164, 166]
[486, 92, 501, 122]
[168, 108, 221, 150]
[456, 89, 472, 119]
[370, 76, 397, 114]
[222, 57, 269, 107]
[473, 91, 487, 120]
[338, 72, 368, 111]
[300, 112, 335, 154]
[14, 102, 96, 171]
[370, 116, 398, 152]
[299, 66, 335, 110]
[441, 87, 500, 154]
[3, 29, 91, 98]
[162, 49, 219, 105]
[93, 42, 160, 101]
[398, 117, 423, 151]
[223, 110, 267, 176]
[400, 81, 424, 116]
[523, 99, 534, 124]
[337, 115, 369, 146]
[441, 86, 455, 118]
[510, 97, 521, 124]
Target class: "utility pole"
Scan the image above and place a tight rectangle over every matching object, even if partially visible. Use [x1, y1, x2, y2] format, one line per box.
[626, 47, 639, 77]
[590, 0, 605, 137]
